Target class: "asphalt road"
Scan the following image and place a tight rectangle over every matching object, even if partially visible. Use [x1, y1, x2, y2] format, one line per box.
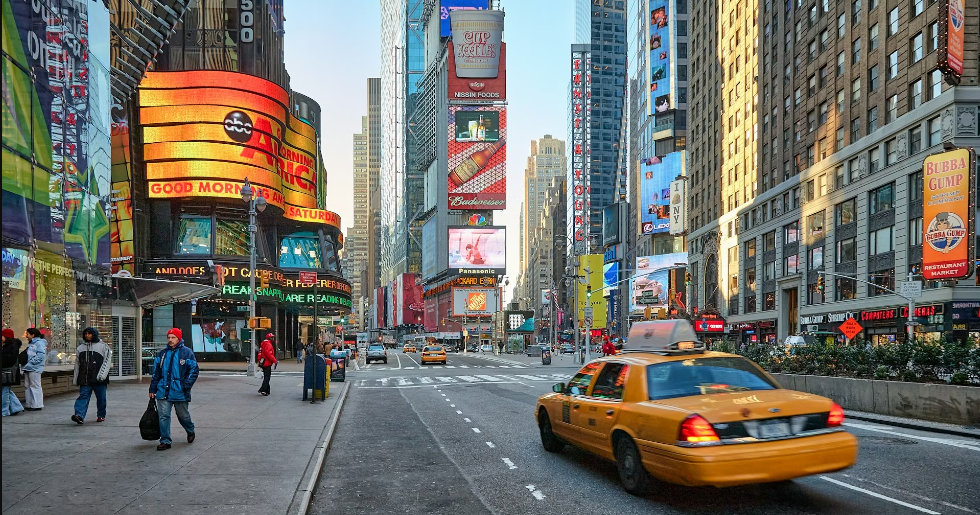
[310, 351, 980, 515]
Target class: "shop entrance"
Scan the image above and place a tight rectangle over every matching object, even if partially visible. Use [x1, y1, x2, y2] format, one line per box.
[781, 288, 799, 339]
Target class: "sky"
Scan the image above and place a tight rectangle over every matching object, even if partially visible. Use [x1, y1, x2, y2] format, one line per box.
[284, 1, 575, 300]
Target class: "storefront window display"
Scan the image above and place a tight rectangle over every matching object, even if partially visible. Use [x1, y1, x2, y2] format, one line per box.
[177, 217, 213, 254]
[215, 219, 249, 256]
[280, 232, 323, 269]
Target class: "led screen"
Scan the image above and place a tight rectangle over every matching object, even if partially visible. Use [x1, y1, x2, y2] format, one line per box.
[448, 227, 506, 272]
[439, 0, 489, 37]
[630, 253, 688, 311]
[448, 106, 507, 210]
[639, 152, 683, 234]
[454, 111, 500, 142]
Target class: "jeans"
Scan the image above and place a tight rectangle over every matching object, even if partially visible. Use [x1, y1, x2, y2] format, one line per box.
[259, 365, 272, 394]
[156, 399, 194, 444]
[23, 371, 43, 408]
[2, 386, 24, 416]
[74, 384, 108, 420]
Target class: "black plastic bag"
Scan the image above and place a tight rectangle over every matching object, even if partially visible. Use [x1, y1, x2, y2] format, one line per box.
[139, 399, 160, 441]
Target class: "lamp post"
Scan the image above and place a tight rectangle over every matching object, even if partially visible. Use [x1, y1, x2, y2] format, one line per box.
[241, 177, 267, 377]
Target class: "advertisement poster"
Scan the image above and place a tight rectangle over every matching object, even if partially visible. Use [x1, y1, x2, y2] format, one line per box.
[448, 42, 506, 101]
[921, 148, 975, 280]
[398, 273, 424, 326]
[603, 261, 620, 297]
[440, 0, 489, 37]
[449, 9, 504, 78]
[639, 151, 684, 234]
[448, 226, 506, 273]
[669, 178, 687, 235]
[110, 104, 135, 275]
[939, 0, 966, 77]
[602, 203, 621, 245]
[568, 49, 592, 254]
[577, 254, 607, 327]
[448, 106, 507, 209]
[647, 0, 672, 115]
[630, 253, 688, 311]
[452, 287, 501, 316]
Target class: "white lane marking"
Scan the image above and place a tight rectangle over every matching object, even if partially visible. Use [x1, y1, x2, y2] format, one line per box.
[403, 367, 415, 370]
[460, 365, 470, 368]
[450, 404, 456, 408]
[393, 353, 403, 369]
[446, 365, 456, 368]
[379, 378, 390, 387]
[472, 428, 481, 433]
[456, 410, 463, 414]
[441, 393, 447, 396]
[819, 476, 940, 514]
[485, 441, 495, 448]
[352, 360, 360, 371]
[418, 377, 433, 384]
[445, 398, 451, 402]
[405, 353, 421, 367]
[457, 376, 481, 382]
[844, 422, 980, 451]
[436, 377, 458, 383]
[501, 458, 517, 470]
[396, 377, 412, 386]
[464, 418, 471, 422]
[525, 485, 546, 500]
[839, 474, 977, 514]
[475, 375, 504, 382]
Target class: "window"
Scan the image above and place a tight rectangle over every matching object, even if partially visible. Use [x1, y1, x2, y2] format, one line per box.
[819, 66, 830, 88]
[765, 291, 776, 310]
[836, 198, 856, 225]
[869, 268, 895, 297]
[908, 217, 923, 246]
[908, 171, 923, 201]
[838, 13, 846, 38]
[928, 22, 939, 52]
[886, 138, 900, 165]
[869, 24, 879, 51]
[870, 183, 894, 214]
[929, 69, 942, 99]
[886, 95, 899, 123]
[804, 180, 816, 202]
[851, 77, 861, 103]
[279, 232, 323, 269]
[591, 363, 629, 399]
[888, 8, 899, 36]
[809, 40, 817, 61]
[853, 0, 862, 24]
[837, 237, 857, 261]
[646, 358, 776, 401]
[764, 231, 776, 251]
[747, 239, 757, 258]
[910, 33, 923, 63]
[809, 4, 818, 25]
[795, 88, 803, 105]
[820, 30, 830, 51]
[836, 164, 847, 188]
[808, 110, 817, 132]
[176, 217, 212, 255]
[869, 65, 879, 91]
[793, 187, 800, 208]
[868, 107, 878, 133]
[912, 0, 924, 17]
[836, 127, 845, 150]
[809, 211, 826, 238]
[887, 51, 899, 79]
[869, 0, 878, 9]
[836, 52, 846, 77]
[784, 253, 800, 275]
[837, 90, 846, 112]
[809, 246, 824, 269]
[819, 138, 829, 160]
[837, 277, 857, 300]
[809, 281, 826, 304]
[784, 221, 800, 243]
[852, 38, 861, 64]
[565, 362, 602, 396]
[215, 219, 249, 256]
[928, 116, 941, 145]
[909, 125, 923, 154]
[909, 80, 923, 110]
[869, 226, 894, 255]
[851, 117, 861, 141]
[870, 146, 881, 173]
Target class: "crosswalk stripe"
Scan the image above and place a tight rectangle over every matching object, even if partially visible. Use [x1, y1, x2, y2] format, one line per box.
[396, 377, 412, 386]
[457, 376, 481, 382]
[436, 376, 458, 383]
[476, 375, 503, 382]
[445, 365, 456, 368]
[419, 377, 433, 384]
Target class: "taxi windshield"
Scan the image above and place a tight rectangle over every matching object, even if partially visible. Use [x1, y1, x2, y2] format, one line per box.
[424, 346, 443, 352]
[646, 357, 777, 401]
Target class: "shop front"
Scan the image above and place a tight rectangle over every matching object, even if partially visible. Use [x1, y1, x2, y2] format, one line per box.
[949, 301, 980, 340]
[693, 313, 727, 345]
[757, 320, 778, 344]
[858, 304, 945, 344]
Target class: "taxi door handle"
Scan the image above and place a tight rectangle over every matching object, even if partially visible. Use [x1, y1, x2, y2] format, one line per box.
[573, 403, 580, 409]
[606, 409, 614, 415]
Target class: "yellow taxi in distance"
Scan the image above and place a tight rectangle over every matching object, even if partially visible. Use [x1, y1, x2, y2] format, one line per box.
[535, 320, 857, 494]
[403, 344, 417, 353]
[420, 345, 447, 365]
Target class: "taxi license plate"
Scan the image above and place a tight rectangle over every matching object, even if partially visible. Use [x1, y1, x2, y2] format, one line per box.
[759, 421, 791, 439]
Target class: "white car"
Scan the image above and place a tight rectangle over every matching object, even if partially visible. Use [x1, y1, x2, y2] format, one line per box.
[480, 344, 493, 353]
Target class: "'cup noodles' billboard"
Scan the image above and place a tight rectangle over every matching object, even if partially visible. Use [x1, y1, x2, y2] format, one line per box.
[449, 9, 504, 78]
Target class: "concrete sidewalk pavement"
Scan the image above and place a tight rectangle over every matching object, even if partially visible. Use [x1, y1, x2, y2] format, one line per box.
[1, 372, 349, 515]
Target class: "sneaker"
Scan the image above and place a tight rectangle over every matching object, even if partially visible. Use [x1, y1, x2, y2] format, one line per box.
[261, 392, 269, 396]
[157, 443, 172, 451]
[96, 417, 105, 422]
[187, 432, 195, 443]
[25, 407, 42, 411]
[71, 415, 84, 425]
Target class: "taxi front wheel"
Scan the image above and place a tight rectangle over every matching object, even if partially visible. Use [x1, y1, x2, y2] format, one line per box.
[615, 436, 653, 495]
[538, 411, 565, 453]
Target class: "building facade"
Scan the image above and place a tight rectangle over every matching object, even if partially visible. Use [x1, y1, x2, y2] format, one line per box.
[522, 135, 567, 271]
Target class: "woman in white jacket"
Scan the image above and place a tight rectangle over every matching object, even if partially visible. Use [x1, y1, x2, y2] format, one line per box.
[71, 327, 112, 424]
[22, 328, 46, 410]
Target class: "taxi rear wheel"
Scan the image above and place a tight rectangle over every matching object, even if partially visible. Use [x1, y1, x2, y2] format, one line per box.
[615, 436, 653, 495]
[538, 411, 565, 453]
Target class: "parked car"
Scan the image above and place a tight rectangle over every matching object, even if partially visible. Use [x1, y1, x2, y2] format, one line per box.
[366, 344, 387, 364]
[559, 343, 574, 354]
[526, 345, 546, 357]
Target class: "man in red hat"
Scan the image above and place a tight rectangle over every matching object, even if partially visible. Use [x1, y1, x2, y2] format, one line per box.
[601, 336, 616, 357]
[256, 333, 278, 396]
[149, 328, 199, 450]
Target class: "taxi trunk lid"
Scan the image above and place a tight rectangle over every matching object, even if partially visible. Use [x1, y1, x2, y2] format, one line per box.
[657, 388, 833, 423]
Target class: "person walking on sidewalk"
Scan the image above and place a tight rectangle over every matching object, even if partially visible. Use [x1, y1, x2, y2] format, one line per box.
[149, 328, 199, 451]
[22, 328, 46, 411]
[2, 330, 27, 417]
[256, 333, 278, 396]
[71, 327, 113, 424]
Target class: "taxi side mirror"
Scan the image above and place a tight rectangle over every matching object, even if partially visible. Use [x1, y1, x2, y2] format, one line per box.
[552, 382, 565, 393]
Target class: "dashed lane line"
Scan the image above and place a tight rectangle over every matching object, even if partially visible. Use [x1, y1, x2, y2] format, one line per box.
[485, 441, 495, 448]
[472, 428, 481, 433]
[502, 458, 517, 470]
[464, 418, 471, 422]
[525, 485, 546, 500]
[819, 476, 940, 514]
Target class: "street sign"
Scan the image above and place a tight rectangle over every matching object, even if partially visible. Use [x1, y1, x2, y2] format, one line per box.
[584, 307, 594, 318]
[899, 281, 922, 298]
[584, 316, 594, 327]
[299, 271, 317, 285]
[839, 317, 864, 340]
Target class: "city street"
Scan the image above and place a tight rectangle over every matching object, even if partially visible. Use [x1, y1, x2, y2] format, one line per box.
[312, 353, 980, 515]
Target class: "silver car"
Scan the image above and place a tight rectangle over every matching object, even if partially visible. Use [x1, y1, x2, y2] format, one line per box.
[366, 344, 387, 364]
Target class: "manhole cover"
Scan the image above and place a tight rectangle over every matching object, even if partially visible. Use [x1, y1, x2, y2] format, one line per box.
[861, 436, 918, 445]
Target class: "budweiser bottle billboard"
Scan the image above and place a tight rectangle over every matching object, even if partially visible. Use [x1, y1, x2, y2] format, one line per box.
[450, 10, 504, 78]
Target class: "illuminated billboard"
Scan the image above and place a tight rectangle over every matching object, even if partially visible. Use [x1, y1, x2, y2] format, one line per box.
[448, 42, 506, 101]
[630, 253, 688, 312]
[448, 106, 507, 210]
[647, 0, 672, 114]
[568, 48, 592, 254]
[451, 287, 501, 316]
[138, 71, 339, 228]
[921, 148, 975, 280]
[440, 0, 489, 37]
[938, 0, 966, 79]
[577, 254, 607, 327]
[448, 226, 506, 274]
[396, 273, 424, 326]
[639, 151, 684, 234]
[110, 105, 135, 276]
[603, 262, 619, 298]
[449, 9, 504, 78]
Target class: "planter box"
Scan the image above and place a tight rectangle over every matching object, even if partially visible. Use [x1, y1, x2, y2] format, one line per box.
[771, 373, 980, 426]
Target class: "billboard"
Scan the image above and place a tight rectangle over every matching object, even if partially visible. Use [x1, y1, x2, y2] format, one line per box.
[647, 0, 673, 115]
[448, 106, 507, 209]
[602, 203, 623, 246]
[505, 311, 535, 333]
[440, 0, 489, 38]
[375, 287, 386, 329]
[568, 48, 592, 255]
[448, 42, 507, 101]
[110, 103, 135, 276]
[452, 287, 501, 316]
[630, 253, 688, 311]
[938, 0, 966, 79]
[603, 262, 620, 297]
[396, 273, 424, 326]
[449, 9, 504, 78]
[448, 226, 506, 274]
[640, 151, 684, 234]
[669, 178, 687, 235]
[921, 148, 975, 280]
[422, 218, 438, 279]
[577, 254, 607, 327]
[138, 71, 340, 228]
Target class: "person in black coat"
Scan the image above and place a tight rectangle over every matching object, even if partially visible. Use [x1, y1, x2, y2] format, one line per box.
[71, 327, 113, 424]
[2, 329, 26, 416]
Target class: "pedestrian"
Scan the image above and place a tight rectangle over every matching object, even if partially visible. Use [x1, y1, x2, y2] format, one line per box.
[22, 328, 47, 410]
[601, 336, 616, 357]
[71, 327, 112, 424]
[2, 330, 27, 417]
[256, 333, 278, 396]
[296, 341, 304, 364]
[149, 328, 199, 451]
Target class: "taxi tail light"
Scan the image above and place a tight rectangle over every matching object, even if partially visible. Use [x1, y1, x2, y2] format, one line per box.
[679, 414, 720, 444]
[827, 403, 845, 427]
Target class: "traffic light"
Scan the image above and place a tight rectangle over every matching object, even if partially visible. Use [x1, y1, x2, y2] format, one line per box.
[340, 316, 346, 325]
[259, 271, 269, 290]
[817, 275, 825, 291]
[657, 308, 667, 320]
[586, 284, 592, 298]
[685, 272, 692, 286]
[644, 307, 652, 320]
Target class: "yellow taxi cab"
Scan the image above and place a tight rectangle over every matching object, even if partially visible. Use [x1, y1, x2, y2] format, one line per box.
[403, 344, 417, 353]
[535, 320, 857, 494]
[420, 345, 447, 365]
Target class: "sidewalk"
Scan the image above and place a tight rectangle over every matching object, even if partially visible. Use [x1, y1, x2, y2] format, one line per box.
[1, 372, 349, 515]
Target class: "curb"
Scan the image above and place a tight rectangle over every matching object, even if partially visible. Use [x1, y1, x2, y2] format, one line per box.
[845, 413, 980, 440]
[286, 380, 352, 515]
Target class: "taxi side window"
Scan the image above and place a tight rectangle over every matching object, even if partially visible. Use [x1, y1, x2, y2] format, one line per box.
[564, 362, 601, 396]
[590, 363, 629, 400]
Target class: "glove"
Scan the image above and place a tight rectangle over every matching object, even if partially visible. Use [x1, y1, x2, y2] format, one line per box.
[273, 362, 277, 370]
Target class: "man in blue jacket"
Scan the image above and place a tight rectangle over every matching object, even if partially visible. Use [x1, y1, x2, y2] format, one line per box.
[149, 328, 199, 451]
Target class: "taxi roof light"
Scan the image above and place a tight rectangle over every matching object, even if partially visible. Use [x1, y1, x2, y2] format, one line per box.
[827, 403, 845, 427]
[679, 414, 720, 445]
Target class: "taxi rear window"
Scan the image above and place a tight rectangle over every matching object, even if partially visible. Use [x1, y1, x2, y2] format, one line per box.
[424, 346, 443, 352]
[646, 357, 777, 401]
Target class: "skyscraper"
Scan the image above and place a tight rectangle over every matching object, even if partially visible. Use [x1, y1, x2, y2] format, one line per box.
[349, 116, 370, 327]
[523, 135, 567, 271]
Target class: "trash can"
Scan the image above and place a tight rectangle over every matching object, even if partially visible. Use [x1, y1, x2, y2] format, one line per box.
[303, 354, 330, 401]
[541, 348, 552, 365]
[329, 349, 346, 382]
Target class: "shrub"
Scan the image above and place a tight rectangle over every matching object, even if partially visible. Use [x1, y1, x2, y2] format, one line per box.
[949, 372, 969, 386]
[873, 365, 890, 380]
[911, 340, 944, 381]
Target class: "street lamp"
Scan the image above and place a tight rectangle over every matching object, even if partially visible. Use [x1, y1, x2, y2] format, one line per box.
[241, 177, 267, 377]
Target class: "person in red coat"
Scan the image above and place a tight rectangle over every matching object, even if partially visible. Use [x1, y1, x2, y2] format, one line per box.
[256, 333, 279, 396]
[601, 336, 616, 357]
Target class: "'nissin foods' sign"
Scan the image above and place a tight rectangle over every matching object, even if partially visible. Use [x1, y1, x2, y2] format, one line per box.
[138, 71, 339, 228]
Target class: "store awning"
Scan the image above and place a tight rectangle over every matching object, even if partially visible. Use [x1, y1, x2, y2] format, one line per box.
[113, 275, 220, 308]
